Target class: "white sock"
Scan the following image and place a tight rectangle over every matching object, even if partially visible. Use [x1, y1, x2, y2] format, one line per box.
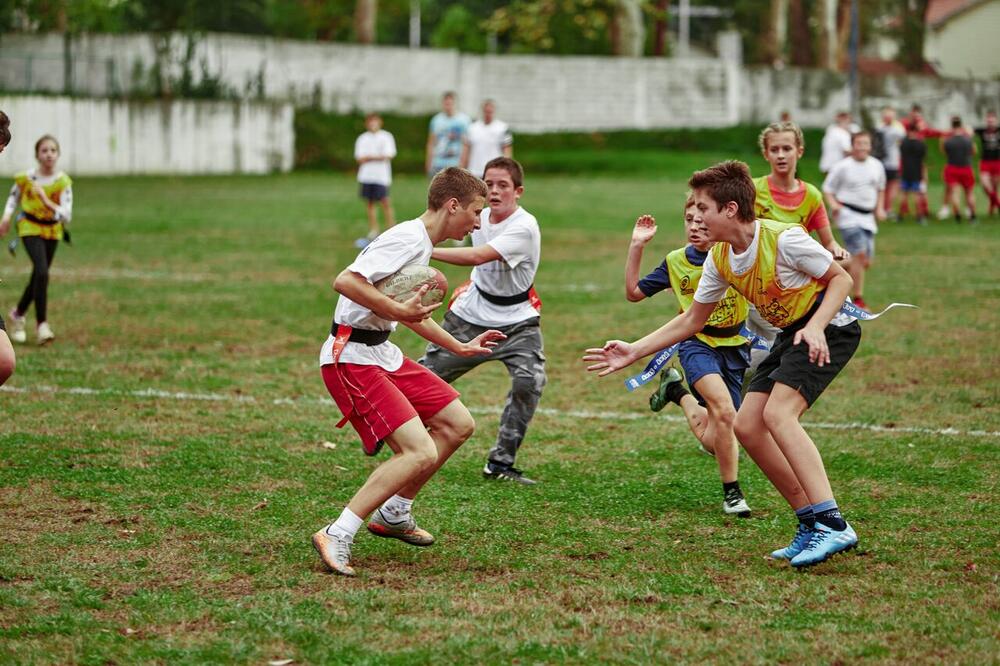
[325, 508, 363, 541]
[379, 494, 413, 523]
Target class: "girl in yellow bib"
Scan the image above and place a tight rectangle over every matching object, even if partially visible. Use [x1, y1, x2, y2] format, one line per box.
[624, 198, 752, 517]
[0, 135, 73, 345]
[588, 161, 861, 569]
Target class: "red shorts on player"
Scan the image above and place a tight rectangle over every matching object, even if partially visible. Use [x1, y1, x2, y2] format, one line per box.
[980, 159, 1000, 178]
[322, 358, 460, 455]
[943, 165, 975, 189]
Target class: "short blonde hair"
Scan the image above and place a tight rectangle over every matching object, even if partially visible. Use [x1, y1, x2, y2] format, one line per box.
[758, 121, 804, 153]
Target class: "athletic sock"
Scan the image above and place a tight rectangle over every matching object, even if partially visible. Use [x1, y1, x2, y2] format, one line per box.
[664, 381, 690, 406]
[812, 499, 847, 531]
[325, 508, 363, 541]
[379, 494, 413, 523]
[795, 505, 815, 528]
[722, 481, 742, 496]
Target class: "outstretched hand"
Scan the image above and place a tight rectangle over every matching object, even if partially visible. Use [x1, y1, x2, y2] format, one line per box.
[582, 340, 636, 377]
[631, 214, 657, 245]
[461, 329, 507, 356]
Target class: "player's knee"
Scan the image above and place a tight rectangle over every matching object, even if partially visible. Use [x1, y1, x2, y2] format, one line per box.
[761, 401, 795, 433]
[710, 403, 737, 429]
[409, 438, 439, 471]
[733, 410, 760, 444]
[441, 410, 475, 446]
[512, 372, 544, 399]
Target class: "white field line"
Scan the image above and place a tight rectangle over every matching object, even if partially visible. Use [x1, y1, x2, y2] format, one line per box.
[2, 383, 998, 440]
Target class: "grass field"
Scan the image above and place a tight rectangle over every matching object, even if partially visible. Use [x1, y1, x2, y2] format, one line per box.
[0, 166, 998, 664]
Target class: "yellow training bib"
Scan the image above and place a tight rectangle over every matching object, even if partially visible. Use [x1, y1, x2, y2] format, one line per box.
[665, 247, 748, 347]
[710, 219, 824, 329]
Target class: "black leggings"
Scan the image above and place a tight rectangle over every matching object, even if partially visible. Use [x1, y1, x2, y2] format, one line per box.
[17, 236, 58, 324]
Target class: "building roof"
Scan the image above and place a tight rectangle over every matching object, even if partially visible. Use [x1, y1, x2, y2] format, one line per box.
[925, 0, 990, 28]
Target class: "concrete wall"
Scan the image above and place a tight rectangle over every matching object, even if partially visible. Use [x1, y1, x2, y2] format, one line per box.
[739, 67, 1000, 129]
[0, 95, 294, 175]
[0, 32, 997, 132]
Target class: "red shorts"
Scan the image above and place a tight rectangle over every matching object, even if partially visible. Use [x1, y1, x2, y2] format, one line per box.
[980, 159, 1000, 177]
[943, 165, 974, 189]
[321, 358, 460, 455]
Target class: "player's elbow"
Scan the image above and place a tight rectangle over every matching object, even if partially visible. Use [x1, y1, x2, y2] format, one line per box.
[333, 270, 354, 295]
[625, 289, 644, 302]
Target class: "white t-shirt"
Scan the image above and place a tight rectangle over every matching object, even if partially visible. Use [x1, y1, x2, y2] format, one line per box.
[695, 221, 854, 328]
[450, 206, 540, 328]
[465, 119, 513, 178]
[354, 130, 397, 186]
[820, 124, 852, 173]
[822, 156, 886, 233]
[319, 219, 432, 370]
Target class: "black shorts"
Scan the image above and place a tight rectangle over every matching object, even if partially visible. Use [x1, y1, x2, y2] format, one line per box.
[359, 183, 389, 202]
[747, 318, 861, 407]
[884, 168, 899, 182]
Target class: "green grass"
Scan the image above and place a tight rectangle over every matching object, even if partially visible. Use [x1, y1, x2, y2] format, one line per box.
[0, 162, 998, 664]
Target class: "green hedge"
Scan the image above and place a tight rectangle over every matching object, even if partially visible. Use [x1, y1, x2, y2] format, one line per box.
[295, 109, 950, 182]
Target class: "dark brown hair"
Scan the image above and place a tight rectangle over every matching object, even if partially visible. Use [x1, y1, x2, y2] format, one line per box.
[427, 167, 487, 211]
[687, 160, 755, 222]
[482, 156, 524, 187]
[35, 134, 59, 156]
[0, 111, 10, 147]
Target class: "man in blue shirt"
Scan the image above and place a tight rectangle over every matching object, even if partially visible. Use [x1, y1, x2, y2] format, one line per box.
[425, 92, 470, 178]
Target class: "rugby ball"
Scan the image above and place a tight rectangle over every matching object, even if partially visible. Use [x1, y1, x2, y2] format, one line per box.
[374, 264, 448, 306]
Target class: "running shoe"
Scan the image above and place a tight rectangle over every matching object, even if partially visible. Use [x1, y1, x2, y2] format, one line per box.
[770, 522, 815, 561]
[8, 309, 25, 343]
[37, 322, 54, 345]
[722, 487, 751, 518]
[483, 462, 537, 485]
[366, 508, 435, 546]
[312, 529, 356, 577]
[649, 367, 686, 412]
[790, 522, 858, 568]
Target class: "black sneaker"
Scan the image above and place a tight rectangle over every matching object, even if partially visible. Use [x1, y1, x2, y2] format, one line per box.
[483, 462, 538, 485]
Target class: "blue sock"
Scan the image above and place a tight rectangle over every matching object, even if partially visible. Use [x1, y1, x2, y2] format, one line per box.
[812, 499, 847, 531]
[794, 505, 815, 528]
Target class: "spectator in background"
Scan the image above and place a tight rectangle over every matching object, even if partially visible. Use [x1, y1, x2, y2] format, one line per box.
[425, 92, 470, 178]
[461, 99, 513, 178]
[975, 110, 1000, 216]
[353, 112, 396, 248]
[819, 111, 853, 176]
[823, 131, 885, 312]
[941, 116, 978, 224]
[898, 121, 929, 225]
[874, 107, 906, 221]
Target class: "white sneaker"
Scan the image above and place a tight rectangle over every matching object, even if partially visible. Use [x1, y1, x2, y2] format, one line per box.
[936, 204, 951, 220]
[8, 309, 25, 343]
[36, 322, 54, 345]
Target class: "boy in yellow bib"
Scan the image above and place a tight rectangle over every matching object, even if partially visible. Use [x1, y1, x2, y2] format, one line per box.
[588, 161, 861, 568]
[623, 198, 751, 517]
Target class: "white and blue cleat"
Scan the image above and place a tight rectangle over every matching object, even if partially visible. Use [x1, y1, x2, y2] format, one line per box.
[770, 522, 814, 561]
[790, 522, 858, 568]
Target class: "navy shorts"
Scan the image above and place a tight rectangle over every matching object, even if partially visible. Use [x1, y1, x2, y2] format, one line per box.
[900, 179, 922, 193]
[360, 183, 389, 202]
[677, 338, 750, 409]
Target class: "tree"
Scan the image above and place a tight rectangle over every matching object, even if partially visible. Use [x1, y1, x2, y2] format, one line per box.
[610, 0, 644, 57]
[354, 0, 376, 44]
